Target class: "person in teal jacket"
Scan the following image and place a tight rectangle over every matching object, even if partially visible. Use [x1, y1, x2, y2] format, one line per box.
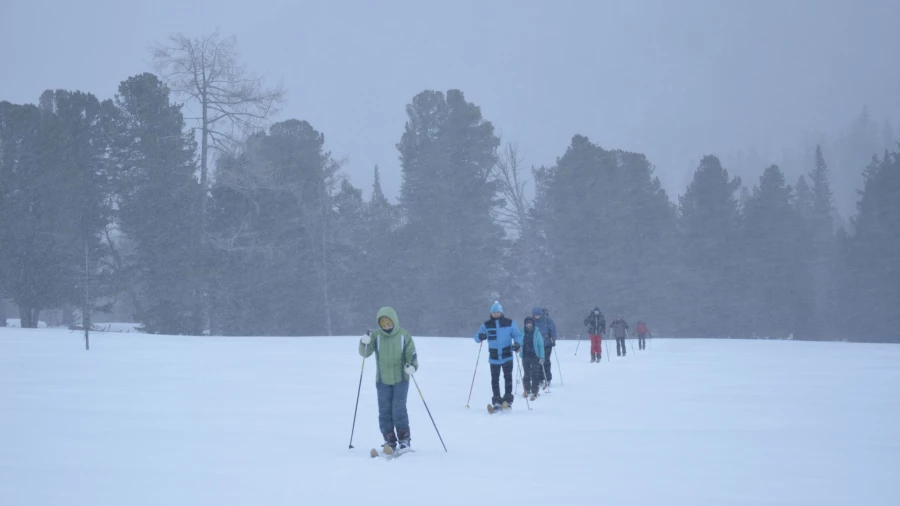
[359, 307, 418, 451]
[519, 316, 545, 399]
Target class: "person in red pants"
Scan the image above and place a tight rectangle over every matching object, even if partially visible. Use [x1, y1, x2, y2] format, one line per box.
[583, 307, 606, 362]
[636, 320, 651, 350]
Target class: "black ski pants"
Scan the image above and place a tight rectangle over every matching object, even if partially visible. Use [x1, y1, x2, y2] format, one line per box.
[616, 337, 627, 355]
[638, 332, 647, 349]
[490, 360, 514, 403]
[522, 356, 541, 394]
[542, 346, 553, 382]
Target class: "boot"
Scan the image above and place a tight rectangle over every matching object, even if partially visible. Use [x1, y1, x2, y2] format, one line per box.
[503, 392, 514, 407]
[396, 428, 411, 451]
[491, 395, 502, 410]
[590, 354, 596, 363]
[383, 431, 397, 451]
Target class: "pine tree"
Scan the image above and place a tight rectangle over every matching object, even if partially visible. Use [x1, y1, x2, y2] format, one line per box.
[110, 73, 203, 334]
[396, 89, 503, 335]
[532, 135, 677, 335]
[0, 92, 113, 328]
[678, 155, 744, 337]
[806, 145, 837, 337]
[794, 175, 812, 220]
[209, 119, 340, 336]
[843, 150, 900, 341]
[742, 165, 808, 337]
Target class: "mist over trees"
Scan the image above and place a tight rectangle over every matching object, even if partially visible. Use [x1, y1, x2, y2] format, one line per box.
[1, 31, 897, 343]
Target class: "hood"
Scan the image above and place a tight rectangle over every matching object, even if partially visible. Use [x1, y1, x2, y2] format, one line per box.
[593, 307, 601, 313]
[532, 307, 542, 317]
[376, 306, 400, 333]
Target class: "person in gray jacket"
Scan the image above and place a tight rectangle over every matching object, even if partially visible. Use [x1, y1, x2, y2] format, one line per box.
[609, 314, 629, 357]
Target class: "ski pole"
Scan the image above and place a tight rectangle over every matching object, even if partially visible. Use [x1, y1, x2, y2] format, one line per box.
[575, 331, 583, 356]
[605, 336, 609, 362]
[515, 349, 521, 393]
[465, 340, 483, 408]
[628, 329, 635, 354]
[516, 353, 532, 410]
[553, 346, 564, 386]
[541, 357, 551, 392]
[411, 374, 447, 452]
[348, 340, 367, 449]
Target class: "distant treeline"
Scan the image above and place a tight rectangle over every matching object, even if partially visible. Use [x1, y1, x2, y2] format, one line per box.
[1, 32, 897, 342]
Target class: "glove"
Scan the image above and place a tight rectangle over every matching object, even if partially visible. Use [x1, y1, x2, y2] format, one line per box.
[361, 332, 371, 345]
[539, 358, 544, 364]
[512, 342, 520, 352]
[405, 364, 416, 376]
[550, 337, 556, 347]
[478, 332, 487, 341]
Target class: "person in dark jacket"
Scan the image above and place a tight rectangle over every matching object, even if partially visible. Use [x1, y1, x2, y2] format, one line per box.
[519, 316, 545, 400]
[584, 307, 606, 362]
[609, 314, 629, 357]
[474, 301, 523, 410]
[532, 307, 556, 387]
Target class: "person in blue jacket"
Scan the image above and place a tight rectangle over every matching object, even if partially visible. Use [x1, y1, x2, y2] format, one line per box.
[475, 301, 523, 410]
[519, 316, 545, 400]
[532, 307, 557, 388]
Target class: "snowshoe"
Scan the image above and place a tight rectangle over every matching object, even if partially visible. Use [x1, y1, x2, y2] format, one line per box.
[369, 444, 394, 459]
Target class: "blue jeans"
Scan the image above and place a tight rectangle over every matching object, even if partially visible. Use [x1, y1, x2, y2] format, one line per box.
[376, 380, 410, 436]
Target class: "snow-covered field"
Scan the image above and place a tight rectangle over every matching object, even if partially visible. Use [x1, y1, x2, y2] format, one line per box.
[1, 327, 898, 506]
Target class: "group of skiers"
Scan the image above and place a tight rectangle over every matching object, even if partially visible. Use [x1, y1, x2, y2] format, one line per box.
[583, 307, 652, 361]
[474, 302, 558, 410]
[356, 302, 652, 456]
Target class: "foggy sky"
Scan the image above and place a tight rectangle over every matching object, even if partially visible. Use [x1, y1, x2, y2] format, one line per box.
[2, 0, 898, 217]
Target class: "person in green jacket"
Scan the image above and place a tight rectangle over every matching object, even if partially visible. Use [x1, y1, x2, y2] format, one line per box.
[359, 307, 418, 452]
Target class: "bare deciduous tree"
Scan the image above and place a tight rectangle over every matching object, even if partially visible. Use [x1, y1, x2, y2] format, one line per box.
[151, 29, 286, 223]
[491, 141, 531, 236]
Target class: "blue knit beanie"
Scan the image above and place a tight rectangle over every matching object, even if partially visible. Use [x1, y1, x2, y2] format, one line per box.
[490, 301, 503, 313]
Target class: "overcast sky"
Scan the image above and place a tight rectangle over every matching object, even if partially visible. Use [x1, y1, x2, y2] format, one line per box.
[2, 0, 898, 214]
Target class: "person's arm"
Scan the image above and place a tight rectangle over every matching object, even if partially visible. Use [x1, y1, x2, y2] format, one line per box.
[474, 323, 488, 343]
[359, 330, 376, 357]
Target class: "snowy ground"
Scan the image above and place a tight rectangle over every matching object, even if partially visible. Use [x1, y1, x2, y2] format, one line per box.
[1, 328, 899, 506]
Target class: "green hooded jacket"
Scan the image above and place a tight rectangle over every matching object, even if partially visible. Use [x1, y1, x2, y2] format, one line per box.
[358, 307, 418, 385]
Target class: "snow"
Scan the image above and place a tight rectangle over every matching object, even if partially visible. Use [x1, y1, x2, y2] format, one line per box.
[1, 328, 898, 506]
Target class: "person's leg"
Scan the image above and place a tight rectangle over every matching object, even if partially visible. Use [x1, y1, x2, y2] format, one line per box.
[391, 380, 411, 447]
[502, 360, 514, 404]
[490, 363, 501, 405]
[544, 348, 553, 382]
[376, 381, 396, 447]
[522, 357, 534, 394]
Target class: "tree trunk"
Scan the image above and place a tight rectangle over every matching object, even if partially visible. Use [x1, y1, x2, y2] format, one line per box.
[84, 241, 90, 350]
[62, 303, 75, 326]
[17, 304, 39, 328]
[105, 229, 143, 317]
[320, 179, 332, 336]
[200, 92, 212, 336]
